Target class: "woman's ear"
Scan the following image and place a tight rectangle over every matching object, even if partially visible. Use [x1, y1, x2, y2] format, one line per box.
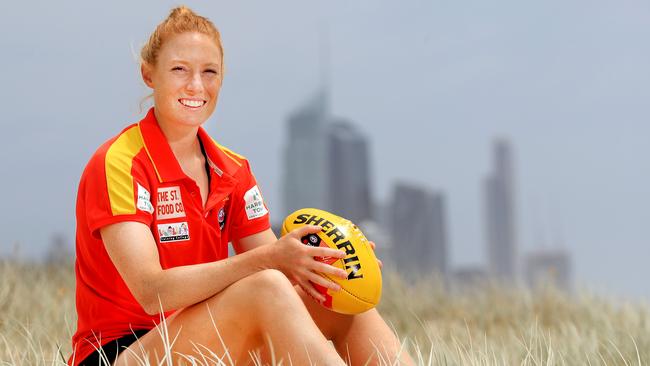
[141, 63, 154, 88]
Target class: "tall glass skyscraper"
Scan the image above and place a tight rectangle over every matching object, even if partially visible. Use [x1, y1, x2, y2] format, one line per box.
[484, 139, 518, 281]
[282, 89, 329, 215]
[389, 183, 448, 279]
[326, 119, 372, 223]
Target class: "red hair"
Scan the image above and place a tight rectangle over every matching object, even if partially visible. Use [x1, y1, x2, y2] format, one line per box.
[141, 6, 224, 75]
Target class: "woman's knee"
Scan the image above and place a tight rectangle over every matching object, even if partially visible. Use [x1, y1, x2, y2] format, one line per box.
[246, 269, 293, 290]
[208, 269, 300, 312]
[238, 269, 295, 297]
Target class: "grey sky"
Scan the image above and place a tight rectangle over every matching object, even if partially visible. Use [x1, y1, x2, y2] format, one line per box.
[1, 0, 649, 300]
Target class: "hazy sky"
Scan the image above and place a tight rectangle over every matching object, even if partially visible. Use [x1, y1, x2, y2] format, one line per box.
[1, 0, 649, 300]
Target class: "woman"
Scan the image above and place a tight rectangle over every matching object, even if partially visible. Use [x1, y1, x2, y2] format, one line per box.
[70, 6, 413, 366]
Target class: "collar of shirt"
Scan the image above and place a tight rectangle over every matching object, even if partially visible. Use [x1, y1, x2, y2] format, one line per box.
[138, 107, 242, 211]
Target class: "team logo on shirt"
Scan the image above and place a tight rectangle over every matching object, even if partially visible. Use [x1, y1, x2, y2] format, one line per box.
[218, 207, 226, 230]
[156, 186, 185, 220]
[244, 185, 268, 220]
[157, 222, 190, 243]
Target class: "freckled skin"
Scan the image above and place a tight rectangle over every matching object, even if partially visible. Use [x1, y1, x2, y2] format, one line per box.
[141, 32, 222, 131]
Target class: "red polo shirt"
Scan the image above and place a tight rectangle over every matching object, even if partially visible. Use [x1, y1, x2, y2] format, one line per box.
[69, 108, 271, 365]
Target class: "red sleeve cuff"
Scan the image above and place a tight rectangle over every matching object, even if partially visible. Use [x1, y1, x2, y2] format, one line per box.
[89, 215, 152, 239]
[230, 219, 271, 241]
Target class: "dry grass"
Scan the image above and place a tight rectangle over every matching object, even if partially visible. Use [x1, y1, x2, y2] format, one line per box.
[1, 260, 649, 365]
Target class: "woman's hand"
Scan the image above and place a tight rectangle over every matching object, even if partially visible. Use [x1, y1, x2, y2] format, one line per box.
[368, 241, 383, 270]
[267, 225, 348, 302]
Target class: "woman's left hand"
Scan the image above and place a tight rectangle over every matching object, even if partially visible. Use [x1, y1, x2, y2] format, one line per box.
[368, 241, 383, 270]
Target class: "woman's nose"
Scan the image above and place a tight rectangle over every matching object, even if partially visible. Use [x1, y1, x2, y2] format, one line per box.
[186, 72, 204, 94]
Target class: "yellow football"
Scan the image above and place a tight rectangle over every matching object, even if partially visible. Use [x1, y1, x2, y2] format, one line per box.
[281, 208, 382, 314]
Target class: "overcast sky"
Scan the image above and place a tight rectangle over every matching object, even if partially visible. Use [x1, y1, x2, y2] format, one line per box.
[1, 0, 649, 300]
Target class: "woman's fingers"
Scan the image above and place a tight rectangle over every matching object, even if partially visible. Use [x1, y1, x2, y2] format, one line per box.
[306, 246, 346, 259]
[306, 271, 341, 292]
[300, 279, 326, 303]
[367, 240, 383, 269]
[312, 261, 348, 279]
[289, 225, 323, 239]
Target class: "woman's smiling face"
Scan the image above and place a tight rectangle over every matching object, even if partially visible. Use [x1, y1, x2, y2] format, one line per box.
[142, 31, 223, 128]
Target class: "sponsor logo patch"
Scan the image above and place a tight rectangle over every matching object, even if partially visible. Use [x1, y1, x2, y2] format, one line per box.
[157, 222, 190, 243]
[244, 185, 268, 220]
[156, 186, 185, 220]
[137, 183, 154, 213]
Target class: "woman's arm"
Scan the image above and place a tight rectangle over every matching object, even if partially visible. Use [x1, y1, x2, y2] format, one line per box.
[233, 228, 351, 301]
[101, 222, 347, 314]
[232, 227, 277, 253]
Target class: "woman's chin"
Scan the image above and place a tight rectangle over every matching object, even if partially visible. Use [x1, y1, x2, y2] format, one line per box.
[161, 108, 210, 127]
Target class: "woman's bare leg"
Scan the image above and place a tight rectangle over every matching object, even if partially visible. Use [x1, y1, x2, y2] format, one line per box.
[115, 269, 345, 366]
[295, 287, 414, 366]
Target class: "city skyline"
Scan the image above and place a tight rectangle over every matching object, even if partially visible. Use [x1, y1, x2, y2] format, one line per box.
[279, 95, 569, 288]
[1, 1, 649, 301]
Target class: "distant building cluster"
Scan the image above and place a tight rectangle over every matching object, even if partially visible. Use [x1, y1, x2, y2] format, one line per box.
[281, 89, 573, 291]
[283, 89, 371, 224]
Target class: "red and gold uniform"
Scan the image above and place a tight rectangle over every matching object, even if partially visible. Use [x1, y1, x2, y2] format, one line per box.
[69, 108, 270, 365]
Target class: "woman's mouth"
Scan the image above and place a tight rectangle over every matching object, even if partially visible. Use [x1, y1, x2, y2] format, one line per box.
[179, 98, 206, 108]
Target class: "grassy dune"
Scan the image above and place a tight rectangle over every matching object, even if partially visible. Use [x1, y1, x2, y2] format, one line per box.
[1, 260, 649, 365]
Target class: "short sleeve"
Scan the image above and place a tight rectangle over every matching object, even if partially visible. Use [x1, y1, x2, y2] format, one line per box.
[82, 151, 154, 239]
[229, 160, 271, 240]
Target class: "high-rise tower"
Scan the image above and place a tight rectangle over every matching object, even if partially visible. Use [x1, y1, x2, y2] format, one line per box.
[282, 90, 329, 215]
[484, 139, 518, 281]
[390, 183, 448, 279]
[326, 119, 372, 223]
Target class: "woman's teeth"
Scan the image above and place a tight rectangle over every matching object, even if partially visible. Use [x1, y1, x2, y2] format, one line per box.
[179, 99, 204, 108]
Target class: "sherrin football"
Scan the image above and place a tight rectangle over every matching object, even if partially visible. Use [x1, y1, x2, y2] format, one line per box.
[281, 208, 382, 314]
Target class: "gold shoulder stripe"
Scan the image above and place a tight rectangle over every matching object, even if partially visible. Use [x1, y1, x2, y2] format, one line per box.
[138, 124, 162, 183]
[211, 138, 245, 167]
[105, 126, 145, 215]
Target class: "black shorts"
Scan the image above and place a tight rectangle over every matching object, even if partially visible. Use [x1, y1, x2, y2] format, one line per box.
[78, 329, 150, 366]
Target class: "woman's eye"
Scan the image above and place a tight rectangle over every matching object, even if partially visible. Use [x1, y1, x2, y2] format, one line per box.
[171, 66, 186, 72]
[204, 69, 218, 75]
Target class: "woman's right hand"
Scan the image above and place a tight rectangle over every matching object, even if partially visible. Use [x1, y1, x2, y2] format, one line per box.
[267, 225, 348, 302]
